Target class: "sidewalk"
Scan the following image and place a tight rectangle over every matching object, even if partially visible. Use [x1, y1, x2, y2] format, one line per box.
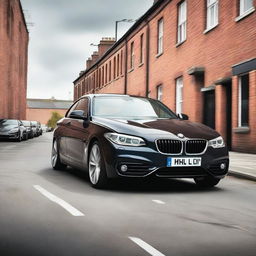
[229, 151, 256, 182]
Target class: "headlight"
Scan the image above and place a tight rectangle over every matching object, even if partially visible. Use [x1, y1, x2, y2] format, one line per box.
[208, 136, 225, 148]
[9, 128, 19, 133]
[104, 132, 146, 147]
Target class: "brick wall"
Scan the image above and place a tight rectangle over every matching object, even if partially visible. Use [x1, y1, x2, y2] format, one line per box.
[74, 0, 256, 153]
[0, 0, 29, 120]
[26, 108, 67, 125]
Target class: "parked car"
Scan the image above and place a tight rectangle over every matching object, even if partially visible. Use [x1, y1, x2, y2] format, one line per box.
[21, 120, 33, 139]
[0, 119, 27, 141]
[31, 121, 39, 137]
[51, 94, 229, 189]
[37, 122, 42, 136]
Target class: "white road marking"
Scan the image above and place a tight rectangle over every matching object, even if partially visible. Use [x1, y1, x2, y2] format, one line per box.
[33, 185, 84, 217]
[152, 199, 166, 205]
[129, 237, 165, 256]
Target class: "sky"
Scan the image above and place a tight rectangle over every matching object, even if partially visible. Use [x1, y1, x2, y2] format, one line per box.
[21, 0, 153, 100]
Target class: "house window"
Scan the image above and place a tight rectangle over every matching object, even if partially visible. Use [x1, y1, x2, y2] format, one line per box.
[130, 42, 134, 69]
[206, 0, 218, 30]
[176, 77, 183, 114]
[157, 19, 163, 55]
[102, 67, 104, 86]
[105, 64, 108, 84]
[121, 51, 123, 75]
[114, 57, 116, 79]
[117, 54, 120, 77]
[177, 1, 187, 44]
[238, 74, 249, 127]
[109, 61, 112, 82]
[239, 0, 254, 16]
[157, 85, 163, 101]
[140, 34, 144, 63]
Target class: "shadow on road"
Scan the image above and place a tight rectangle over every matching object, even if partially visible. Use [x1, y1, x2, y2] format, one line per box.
[38, 166, 223, 194]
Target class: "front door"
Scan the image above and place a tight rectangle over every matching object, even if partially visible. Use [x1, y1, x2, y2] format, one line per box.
[203, 90, 215, 129]
[65, 97, 89, 167]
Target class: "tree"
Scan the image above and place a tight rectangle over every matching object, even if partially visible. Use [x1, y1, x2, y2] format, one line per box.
[47, 112, 63, 129]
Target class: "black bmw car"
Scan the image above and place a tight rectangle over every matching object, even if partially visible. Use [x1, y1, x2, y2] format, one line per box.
[52, 94, 229, 188]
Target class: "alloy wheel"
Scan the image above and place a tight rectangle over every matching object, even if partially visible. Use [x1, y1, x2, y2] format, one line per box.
[89, 144, 101, 185]
[51, 140, 58, 167]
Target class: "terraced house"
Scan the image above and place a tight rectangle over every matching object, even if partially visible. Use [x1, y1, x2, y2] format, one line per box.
[73, 0, 256, 153]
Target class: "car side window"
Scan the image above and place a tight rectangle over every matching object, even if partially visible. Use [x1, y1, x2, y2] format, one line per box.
[66, 102, 79, 117]
[74, 98, 89, 117]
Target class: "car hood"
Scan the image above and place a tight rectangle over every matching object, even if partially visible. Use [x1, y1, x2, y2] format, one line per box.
[0, 125, 17, 132]
[92, 117, 219, 140]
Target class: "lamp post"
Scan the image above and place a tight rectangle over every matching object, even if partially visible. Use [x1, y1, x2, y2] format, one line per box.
[115, 19, 136, 41]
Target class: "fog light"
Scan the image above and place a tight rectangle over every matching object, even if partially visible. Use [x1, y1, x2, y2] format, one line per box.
[220, 163, 226, 170]
[120, 165, 128, 172]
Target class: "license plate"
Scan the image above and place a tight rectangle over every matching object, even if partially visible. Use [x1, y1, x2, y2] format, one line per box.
[167, 157, 201, 167]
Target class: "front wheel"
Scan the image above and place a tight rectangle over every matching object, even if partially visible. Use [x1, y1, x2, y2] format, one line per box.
[194, 176, 221, 188]
[51, 139, 66, 170]
[88, 142, 108, 189]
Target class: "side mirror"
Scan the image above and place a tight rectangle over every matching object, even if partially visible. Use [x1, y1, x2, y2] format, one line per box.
[69, 110, 88, 120]
[178, 113, 189, 120]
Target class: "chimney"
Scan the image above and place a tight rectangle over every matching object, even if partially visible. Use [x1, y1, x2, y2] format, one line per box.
[86, 57, 92, 70]
[91, 51, 99, 65]
[98, 37, 116, 58]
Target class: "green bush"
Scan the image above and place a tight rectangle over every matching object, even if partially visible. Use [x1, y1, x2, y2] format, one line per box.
[47, 112, 63, 129]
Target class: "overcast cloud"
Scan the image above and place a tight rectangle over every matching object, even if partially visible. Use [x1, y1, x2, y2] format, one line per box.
[21, 0, 153, 100]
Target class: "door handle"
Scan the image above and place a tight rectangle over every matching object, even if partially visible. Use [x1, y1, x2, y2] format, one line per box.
[66, 121, 71, 125]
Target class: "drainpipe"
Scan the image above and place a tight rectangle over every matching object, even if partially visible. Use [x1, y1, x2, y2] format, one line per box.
[145, 20, 150, 97]
[124, 38, 128, 94]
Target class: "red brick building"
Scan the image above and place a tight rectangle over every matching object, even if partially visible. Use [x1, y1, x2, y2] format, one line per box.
[0, 0, 29, 120]
[74, 0, 256, 153]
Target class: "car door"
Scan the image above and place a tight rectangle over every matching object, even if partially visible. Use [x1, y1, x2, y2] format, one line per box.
[65, 97, 90, 168]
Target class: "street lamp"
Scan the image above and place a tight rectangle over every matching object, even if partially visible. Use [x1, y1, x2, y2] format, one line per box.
[115, 19, 136, 41]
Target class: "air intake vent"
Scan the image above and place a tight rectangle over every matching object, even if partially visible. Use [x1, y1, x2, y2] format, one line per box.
[185, 140, 207, 154]
[156, 139, 182, 154]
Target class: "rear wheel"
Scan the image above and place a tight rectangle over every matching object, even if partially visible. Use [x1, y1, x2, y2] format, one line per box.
[51, 139, 66, 170]
[194, 176, 220, 188]
[88, 142, 108, 189]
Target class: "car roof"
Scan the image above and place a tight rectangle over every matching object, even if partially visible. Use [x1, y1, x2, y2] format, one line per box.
[80, 94, 148, 100]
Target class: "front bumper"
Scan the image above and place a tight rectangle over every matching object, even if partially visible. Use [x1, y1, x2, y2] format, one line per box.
[103, 140, 229, 179]
[0, 132, 19, 140]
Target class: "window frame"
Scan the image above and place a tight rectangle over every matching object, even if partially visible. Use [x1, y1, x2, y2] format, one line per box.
[175, 77, 184, 114]
[177, 1, 187, 44]
[238, 73, 249, 127]
[157, 85, 163, 101]
[157, 18, 164, 55]
[206, 0, 219, 30]
[140, 33, 144, 64]
[130, 42, 135, 69]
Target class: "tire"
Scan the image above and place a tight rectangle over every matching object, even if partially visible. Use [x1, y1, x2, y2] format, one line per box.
[88, 141, 108, 189]
[194, 176, 220, 188]
[16, 132, 22, 142]
[51, 139, 67, 170]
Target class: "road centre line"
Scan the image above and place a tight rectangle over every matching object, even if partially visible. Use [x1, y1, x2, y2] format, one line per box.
[33, 185, 84, 217]
[129, 237, 166, 256]
[152, 199, 166, 205]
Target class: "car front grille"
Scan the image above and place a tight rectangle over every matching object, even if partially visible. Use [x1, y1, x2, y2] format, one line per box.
[185, 139, 207, 154]
[156, 139, 207, 155]
[156, 139, 182, 154]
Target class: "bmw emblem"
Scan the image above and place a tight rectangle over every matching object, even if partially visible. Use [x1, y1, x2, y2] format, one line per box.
[177, 133, 185, 139]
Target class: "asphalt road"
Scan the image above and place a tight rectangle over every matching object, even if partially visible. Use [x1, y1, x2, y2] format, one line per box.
[0, 133, 256, 256]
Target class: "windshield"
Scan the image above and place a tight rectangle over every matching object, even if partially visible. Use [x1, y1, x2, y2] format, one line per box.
[22, 121, 30, 126]
[0, 119, 18, 127]
[92, 96, 177, 120]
